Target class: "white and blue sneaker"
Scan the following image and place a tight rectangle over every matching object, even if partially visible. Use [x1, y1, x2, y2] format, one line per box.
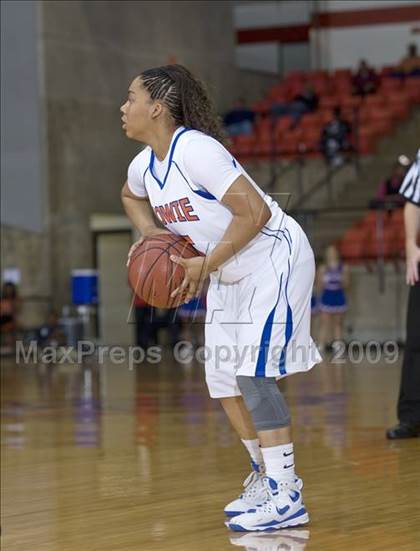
[224, 467, 268, 518]
[224, 464, 303, 518]
[226, 476, 309, 532]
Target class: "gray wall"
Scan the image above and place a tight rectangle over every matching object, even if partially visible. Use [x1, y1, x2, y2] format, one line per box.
[1, 0, 47, 232]
[41, 0, 238, 307]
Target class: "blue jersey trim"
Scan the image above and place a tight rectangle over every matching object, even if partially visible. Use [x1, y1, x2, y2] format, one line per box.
[263, 224, 293, 251]
[255, 274, 283, 377]
[149, 128, 191, 189]
[172, 161, 217, 200]
[142, 166, 150, 188]
[279, 259, 293, 376]
[255, 233, 293, 377]
[260, 228, 291, 255]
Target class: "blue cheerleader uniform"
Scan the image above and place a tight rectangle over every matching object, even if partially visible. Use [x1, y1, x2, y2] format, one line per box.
[319, 264, 347, 313]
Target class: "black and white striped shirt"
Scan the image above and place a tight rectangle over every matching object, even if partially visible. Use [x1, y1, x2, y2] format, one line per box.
[399, 149, 420, 206]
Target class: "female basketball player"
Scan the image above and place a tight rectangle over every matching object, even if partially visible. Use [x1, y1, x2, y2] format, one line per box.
[121, 64, 321, 532]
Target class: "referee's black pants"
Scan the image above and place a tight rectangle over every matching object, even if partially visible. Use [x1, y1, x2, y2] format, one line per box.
[397, 278, 420, 425]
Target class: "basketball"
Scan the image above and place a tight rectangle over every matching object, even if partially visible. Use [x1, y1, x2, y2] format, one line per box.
[128, 233, 202, 308]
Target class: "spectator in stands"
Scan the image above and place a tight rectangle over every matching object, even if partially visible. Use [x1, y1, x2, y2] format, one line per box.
[395, 43, 420, 76]
[316, 245, 350, 353]
[374, 156, 409, 205]
[352, 59, 379, 96]
[271, 81, 319, 128]
[320, 107, 352, 167]
[223, 97, 255, 137]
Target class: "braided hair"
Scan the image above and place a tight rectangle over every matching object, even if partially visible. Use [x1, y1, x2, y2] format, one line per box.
[139, 64, 227, 145]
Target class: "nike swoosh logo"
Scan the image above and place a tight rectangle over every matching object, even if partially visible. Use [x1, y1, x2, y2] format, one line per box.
[290, 490, 300, 502]
[277, 505, 290, 515]
[284, 463, 294, 469]
[283, 451, 293, 457]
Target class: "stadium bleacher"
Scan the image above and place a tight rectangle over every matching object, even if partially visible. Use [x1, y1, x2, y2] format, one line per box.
[229, 67, 420, 161]
[338, 203, 405, 263]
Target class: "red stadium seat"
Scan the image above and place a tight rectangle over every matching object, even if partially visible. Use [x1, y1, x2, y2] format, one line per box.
[320, 96, 340, 109]
[359, 105, 396, 125]
[404, 78, 420, 103]
[277, 129, 303, 157]
[379, 65, 395, 76]
[366, 227, 397, 259]
[312, 81, 329, 95]
[252, 100, 272, 114]
[300, 128, 320, 152]
[306, 70, 329, 79]
[300, 113, 322, 128]
[285, 71, 306, 82]
[390, 208, 404, 225]
[275, 116, 294, 135]
[333, 68, 352, 79]
[380, 78, 403, 92]
[339, 94, 362, 108]
[234, 133, 256, 156]
[362, 95, 387, 109]
[319, 109, 335, 123]
[256, 139, 276, 158]
[367, 119, 394, 135]
[359, 107, 394, 134]
[339, 227, 367, 261]
[362, 211, 379, 228]
[357, 128, 376, 154]
[332, 81, 352, 95]
[255, 118, 273, 139]
[387, 100, 411, 121]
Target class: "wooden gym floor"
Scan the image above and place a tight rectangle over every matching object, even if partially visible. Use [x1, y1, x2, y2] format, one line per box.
[1, 352, 419, 550]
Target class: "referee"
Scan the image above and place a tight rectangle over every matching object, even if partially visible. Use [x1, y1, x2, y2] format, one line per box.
[387, 149, 420, 439]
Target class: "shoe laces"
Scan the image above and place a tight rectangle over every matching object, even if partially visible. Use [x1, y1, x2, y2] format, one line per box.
[240, 471, 265, 500]
[255, 477, 299, 513]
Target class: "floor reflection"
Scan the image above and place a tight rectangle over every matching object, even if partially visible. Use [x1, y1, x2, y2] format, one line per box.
[3, 352, 417, 551]
[229, 529, 310, 550]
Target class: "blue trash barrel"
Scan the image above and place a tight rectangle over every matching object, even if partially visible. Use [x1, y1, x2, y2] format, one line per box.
[71, 269, 98, 305]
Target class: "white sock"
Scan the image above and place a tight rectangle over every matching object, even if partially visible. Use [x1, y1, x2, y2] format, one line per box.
[241, 438, 264, 471]
[261, 443, 295, 482]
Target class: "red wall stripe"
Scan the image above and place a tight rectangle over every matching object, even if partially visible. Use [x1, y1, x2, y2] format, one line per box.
[237, 5, 420, 45]
[312, 5, 420, 29]
[237, 24, 310, 44]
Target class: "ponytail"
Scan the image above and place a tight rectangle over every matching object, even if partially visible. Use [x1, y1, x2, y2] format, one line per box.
[139, 64, 227, 145]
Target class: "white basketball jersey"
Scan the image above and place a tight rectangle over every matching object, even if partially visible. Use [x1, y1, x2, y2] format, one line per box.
[127, 126, 290, 283]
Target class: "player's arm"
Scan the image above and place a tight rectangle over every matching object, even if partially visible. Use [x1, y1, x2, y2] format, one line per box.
[121, 181, 170, 265]
[205, 175, 272, 272]
[121, 181, 160, 235]
[404, 201, 420, 285]
[171, 175, 271, 301]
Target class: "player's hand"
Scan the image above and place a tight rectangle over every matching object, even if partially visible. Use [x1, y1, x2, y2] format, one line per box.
[170, 256, 210, 303]
[126, 228, 171, 267]
[406, 242, 420, 285]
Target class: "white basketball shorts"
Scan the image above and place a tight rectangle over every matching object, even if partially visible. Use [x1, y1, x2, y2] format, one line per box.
[204, 216, 322, 398]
